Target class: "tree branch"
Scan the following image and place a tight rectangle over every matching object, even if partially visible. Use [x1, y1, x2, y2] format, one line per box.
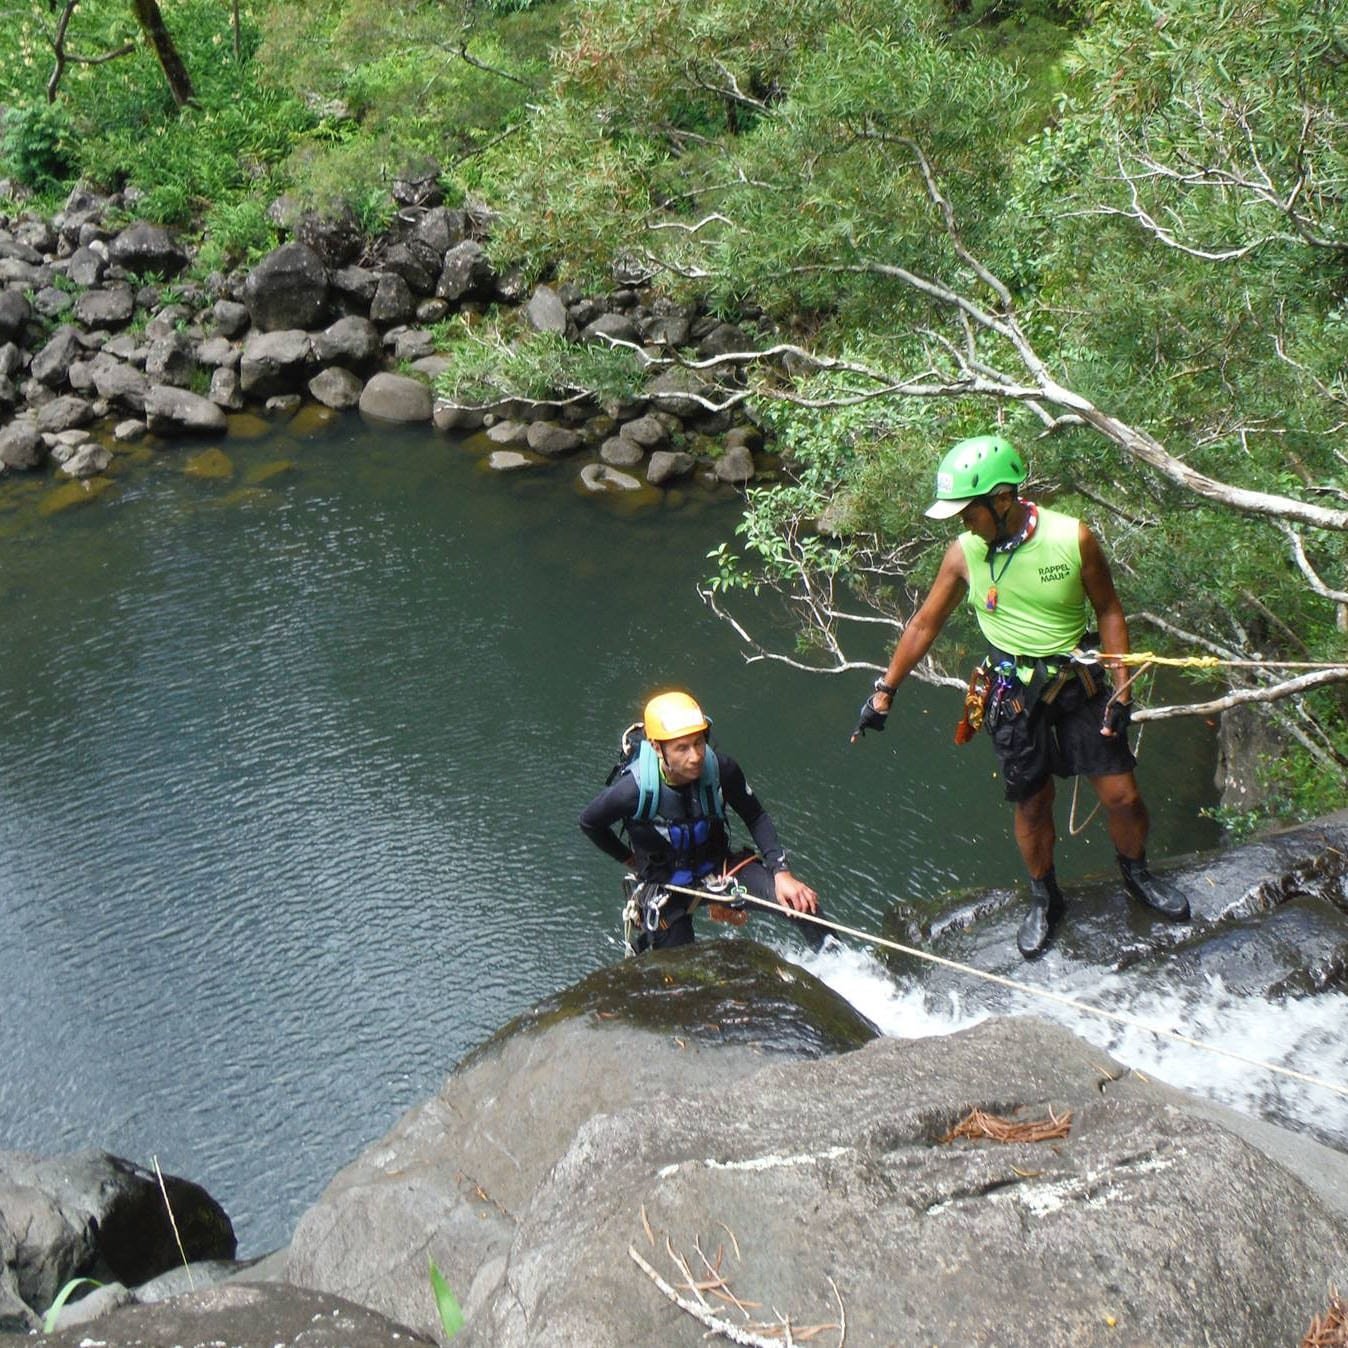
[1136, 668, 1348, 722]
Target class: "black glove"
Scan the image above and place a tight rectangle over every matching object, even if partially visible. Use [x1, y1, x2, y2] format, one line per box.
[1102, 699, 1132, 737]
[850, 695, 888, 742]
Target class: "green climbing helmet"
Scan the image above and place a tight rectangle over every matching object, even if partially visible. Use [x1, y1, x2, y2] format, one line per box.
[924, 434, 1027, 519]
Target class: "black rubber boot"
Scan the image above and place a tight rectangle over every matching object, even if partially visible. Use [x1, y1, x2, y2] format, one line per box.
[1118, 853, 1190, 921]
[1017, 869, 1065, 960]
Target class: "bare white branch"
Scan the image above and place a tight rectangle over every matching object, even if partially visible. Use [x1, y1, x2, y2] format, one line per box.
[1138, 669, 1348, 721]
[1280, 524, 1348, 604]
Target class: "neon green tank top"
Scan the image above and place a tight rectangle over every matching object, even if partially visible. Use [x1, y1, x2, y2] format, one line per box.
[958, 505, 1090, 657]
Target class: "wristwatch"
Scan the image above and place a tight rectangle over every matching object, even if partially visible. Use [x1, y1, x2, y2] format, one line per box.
[873, 676, 897, 696]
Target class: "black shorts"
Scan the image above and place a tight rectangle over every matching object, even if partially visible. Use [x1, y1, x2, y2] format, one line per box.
[989, 674, 1136, 802]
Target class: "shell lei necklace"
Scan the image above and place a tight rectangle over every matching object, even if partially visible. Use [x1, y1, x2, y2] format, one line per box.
[985, 501, 1038, 613]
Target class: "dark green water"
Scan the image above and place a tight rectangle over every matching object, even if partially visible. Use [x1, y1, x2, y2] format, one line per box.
[0, 415, 1224, 1252]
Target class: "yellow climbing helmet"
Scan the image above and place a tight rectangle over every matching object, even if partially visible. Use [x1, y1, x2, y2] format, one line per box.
[643, 691, 709, 742]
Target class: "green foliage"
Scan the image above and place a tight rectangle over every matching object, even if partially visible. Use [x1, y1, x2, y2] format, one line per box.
[428, 1258, 465, 1340]
[0, 2, 308, 224]
[255, 0, 562, 208]
[0, 102, 74, 187]
[434, 323, 645, 406]
[197, 197, 280, 271]
[352, 186, 396, 237]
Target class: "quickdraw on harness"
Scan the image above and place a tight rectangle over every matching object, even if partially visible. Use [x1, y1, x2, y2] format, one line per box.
[620, 855, 754, 956]
[953, 643, 1107, 746]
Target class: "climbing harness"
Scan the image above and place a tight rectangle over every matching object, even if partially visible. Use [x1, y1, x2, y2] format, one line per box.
[654, 881, 1348, 1101]
[621, 856, 755, 955]
[621, 874, 670, 956]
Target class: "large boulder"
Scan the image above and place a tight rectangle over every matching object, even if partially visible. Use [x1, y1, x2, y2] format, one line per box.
[0, 1149, 234, 1327]
[478, 1015, 1348, 1348]
[145, 385, 227, 437]
[525, 421, 581, 456]
[357, 372, 432, 423]
[645, 448, 695, 485]
[31, 327, 84, 388]
[107, 222, 188, 277]
[71, 285, 135, 329]
[308, 366, 364, 410]
[525, 285, 568, 335]
[282, 942, 1348, 1347]
[368, 272, 417, 326]
[412, 206, 469, 257]
[65, 244, 108, 288]
[311, 315, 381, 370]
[893, 810, 1348, 1001]
[144, 331, 197, 388]
[0, 289, 32, 341]
[35, 395, 95, 434]
[293, 202, 364, 267]
[243, 243, 329, 333]
[0, 421, 44, 472]
[239, 329, 312, 399]
[715, 442, 756, 483]
[287, 942, 876, 1340]
[435, 240, 495, 303]
[645, 366, 715, 419]
[379, 241, 440, 296]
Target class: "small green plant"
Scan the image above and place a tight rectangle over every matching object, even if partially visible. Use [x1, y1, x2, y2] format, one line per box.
[197, 197, 280, 271]
[1, 102, 74, 188]
[1198, 804, 1265, 843]
[428, 1257, 464, 1340]
[352, 185, 395, 237]
[43, 1278, 103, 1334]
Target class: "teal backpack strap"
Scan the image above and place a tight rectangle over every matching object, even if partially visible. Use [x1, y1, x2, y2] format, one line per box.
[634, 739, 663, 822]
[697, 749, 724, 820]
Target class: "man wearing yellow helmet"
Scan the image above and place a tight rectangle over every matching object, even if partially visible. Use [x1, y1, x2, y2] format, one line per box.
[581, 690, 823, 952]
[852, 434, 1189, 959]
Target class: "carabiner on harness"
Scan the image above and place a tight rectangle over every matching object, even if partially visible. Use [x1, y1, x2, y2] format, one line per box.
[621, 873, 671, 956]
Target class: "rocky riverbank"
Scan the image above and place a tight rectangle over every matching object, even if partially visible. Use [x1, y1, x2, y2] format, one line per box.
[4, 813, 1347, 1346]
[0, 185, 768, 501]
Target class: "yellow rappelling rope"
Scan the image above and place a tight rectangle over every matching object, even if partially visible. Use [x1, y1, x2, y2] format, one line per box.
[1088, 650, 1348, 672]
[658, 882, 1348, 1101]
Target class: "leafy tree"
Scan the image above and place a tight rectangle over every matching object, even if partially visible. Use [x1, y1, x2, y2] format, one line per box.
[467, 0, 1347, 814]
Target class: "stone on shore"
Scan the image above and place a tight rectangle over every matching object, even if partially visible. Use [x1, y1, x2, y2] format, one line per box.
[239, 330, 312, 399]
[357, 372, 432, 423]
[243, 242, 330, 333]
[308, 367, 364, 410]
[0, 422, 43, 472]
[145, 386, 228, 437]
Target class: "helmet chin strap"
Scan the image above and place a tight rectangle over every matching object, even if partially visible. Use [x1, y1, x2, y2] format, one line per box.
[988, 494, 1015, 546]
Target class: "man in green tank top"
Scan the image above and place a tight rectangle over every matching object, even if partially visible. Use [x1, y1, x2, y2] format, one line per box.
[851, 434, 1190, 959]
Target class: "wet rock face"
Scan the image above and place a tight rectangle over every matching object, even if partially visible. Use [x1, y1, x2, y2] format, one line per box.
[285, 942, 877, 1341]
[480, 1018, 1348, 1348]
[887, 810, 1348, 997]
[285, 999, 1348, 1348]
[474, 939, 880, 1062]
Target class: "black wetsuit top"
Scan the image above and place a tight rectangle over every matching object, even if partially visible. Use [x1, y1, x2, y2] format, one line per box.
[579, 750, 786, 882]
